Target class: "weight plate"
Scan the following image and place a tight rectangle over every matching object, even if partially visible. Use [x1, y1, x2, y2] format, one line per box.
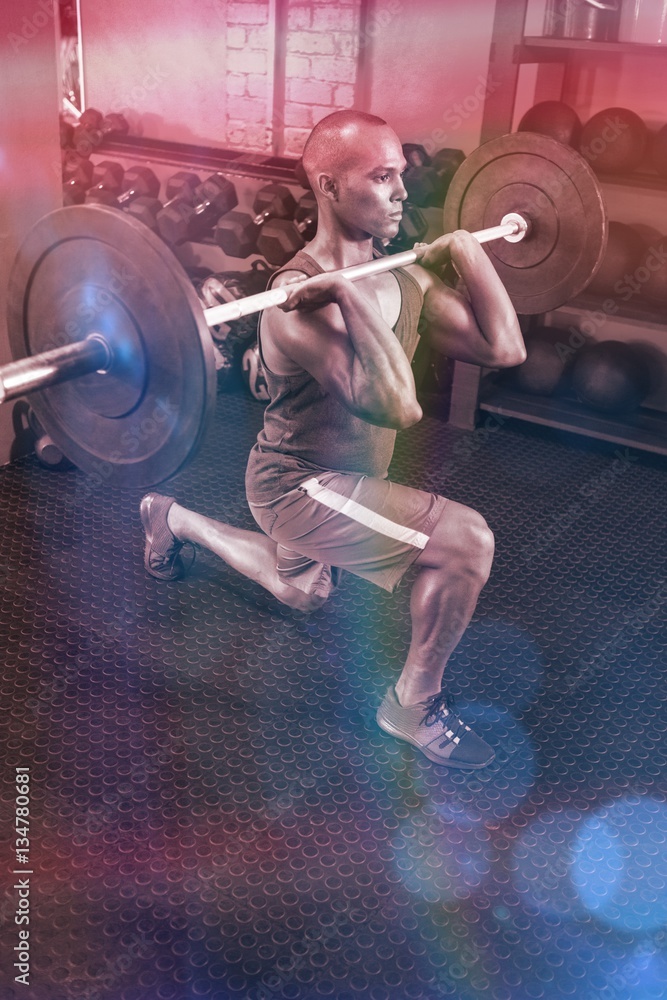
[444, 132, 608, 314]
[7, 205, 216, 487]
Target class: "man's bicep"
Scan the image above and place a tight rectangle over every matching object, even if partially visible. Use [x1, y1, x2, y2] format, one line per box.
[420, 270, 493, 365]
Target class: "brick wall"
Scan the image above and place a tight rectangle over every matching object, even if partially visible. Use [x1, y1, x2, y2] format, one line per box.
[283, 0, 362, 155]
[225, 0, 273, 152]
[224, 0, 363, 156]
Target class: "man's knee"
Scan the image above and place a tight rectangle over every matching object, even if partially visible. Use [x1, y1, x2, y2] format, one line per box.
[462, 509, 495, 568]
[423, 503, 494, 577]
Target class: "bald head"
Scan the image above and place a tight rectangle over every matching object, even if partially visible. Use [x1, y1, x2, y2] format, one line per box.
[301, 110, 393, 189]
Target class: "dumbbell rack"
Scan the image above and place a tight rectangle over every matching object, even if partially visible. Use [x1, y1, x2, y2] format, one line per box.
[101, 134, 303, 184]
[77, 136, 306, 309]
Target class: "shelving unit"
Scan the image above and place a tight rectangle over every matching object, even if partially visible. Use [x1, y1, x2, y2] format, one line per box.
[446, 0, 667, 456]
[517, 35, 667, 59]
[479, 383, 667, 456]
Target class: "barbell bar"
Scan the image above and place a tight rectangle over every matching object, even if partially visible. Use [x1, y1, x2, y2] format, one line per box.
[0, 212, 528, 406]
[3, 132, 608, 487]
[202, 212, 529, 327]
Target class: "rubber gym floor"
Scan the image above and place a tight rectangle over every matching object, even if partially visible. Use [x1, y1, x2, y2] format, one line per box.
[1, 390, 666, 1000]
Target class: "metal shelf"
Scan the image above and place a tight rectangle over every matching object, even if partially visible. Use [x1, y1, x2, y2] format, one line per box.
[559, 292, 667, 327]
[596, 170, 667, 192]
[517, 36, 667, 62]
[479, 383, 667, 455]
[100, 135, 301, 185]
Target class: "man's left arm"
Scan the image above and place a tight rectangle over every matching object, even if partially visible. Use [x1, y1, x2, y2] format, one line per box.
[411, 230, 527, 368]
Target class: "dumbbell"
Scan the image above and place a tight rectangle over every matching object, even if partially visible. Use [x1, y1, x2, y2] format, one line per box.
[86, 165, 160, 209]
[387, 203, 428, 252]
[196, 261, 275, 345]
[82, 160, 125, 205]
[71, 109, 130, 157]
[293, 191, 318, 241]
[157, 173, 238, 244]
[62, 157, 95, 206]
[403, 146, 465, 208]
[62, 151, 93, 182]
[403, 143, 431, 169]
[198, 260, 275, 311]
[28, 408, 74, 471]
[80, 108, 129, 132]
[214, 184, 297, 259]
[254, 191, 319, 266]
[59, 116, 74, 149]
[126, 171, 201, 232]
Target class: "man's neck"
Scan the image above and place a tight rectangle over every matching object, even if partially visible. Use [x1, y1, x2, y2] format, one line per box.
[304, 226, 375, 273]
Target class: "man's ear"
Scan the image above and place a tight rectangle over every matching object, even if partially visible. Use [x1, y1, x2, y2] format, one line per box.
[317, 173, 338, 201]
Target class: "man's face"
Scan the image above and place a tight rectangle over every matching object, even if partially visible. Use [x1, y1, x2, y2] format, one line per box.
[333, 127, 408, 241]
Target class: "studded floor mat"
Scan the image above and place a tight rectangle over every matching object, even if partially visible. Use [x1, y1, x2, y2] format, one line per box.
[1, 391, 666, 1000]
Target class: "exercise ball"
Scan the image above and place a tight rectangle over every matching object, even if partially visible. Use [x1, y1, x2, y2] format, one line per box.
[510, 326, 571, 396]
[587, 221, 646, 297]
[571, 340, 651, 413]
[580, 107, 648, 174]
[518, 101, 582, 148]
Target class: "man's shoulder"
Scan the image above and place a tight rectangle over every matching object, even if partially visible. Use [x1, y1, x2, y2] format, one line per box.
[403, 262, 435, 294]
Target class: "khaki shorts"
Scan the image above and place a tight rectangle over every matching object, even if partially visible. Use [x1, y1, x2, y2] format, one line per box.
[247, 470, 447, 599]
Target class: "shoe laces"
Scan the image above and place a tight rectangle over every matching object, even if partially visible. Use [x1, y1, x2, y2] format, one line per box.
[421, 691, 467, 747]
[149, 539, 195, 575]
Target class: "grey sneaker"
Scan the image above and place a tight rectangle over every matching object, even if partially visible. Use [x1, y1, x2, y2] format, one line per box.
[140, 493, 196, 581]
[376, 687, 494, 769]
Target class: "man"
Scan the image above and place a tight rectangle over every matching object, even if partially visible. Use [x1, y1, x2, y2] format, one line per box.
[140, 111, 526, 769]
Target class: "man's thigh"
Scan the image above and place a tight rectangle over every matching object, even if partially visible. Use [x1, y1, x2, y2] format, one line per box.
[249, 471, 448, 596]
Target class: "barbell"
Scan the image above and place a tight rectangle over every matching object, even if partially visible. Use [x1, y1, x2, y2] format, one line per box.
[2, 132, 608, 487]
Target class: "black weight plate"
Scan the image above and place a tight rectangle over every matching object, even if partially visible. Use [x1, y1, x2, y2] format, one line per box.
[444, 132, 608, 314]
[7, 205, 216, 487]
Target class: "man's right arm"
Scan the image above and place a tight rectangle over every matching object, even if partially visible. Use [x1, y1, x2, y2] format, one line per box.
[263, 271, 422, 431]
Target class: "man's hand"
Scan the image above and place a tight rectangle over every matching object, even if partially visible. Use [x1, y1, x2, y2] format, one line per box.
[278, 272, 350, 312]
[411, 228, 526, 369]
[413, 230, 475, 273]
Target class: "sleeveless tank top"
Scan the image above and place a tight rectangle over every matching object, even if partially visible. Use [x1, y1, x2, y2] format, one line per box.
[245, 248, 424, 503]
